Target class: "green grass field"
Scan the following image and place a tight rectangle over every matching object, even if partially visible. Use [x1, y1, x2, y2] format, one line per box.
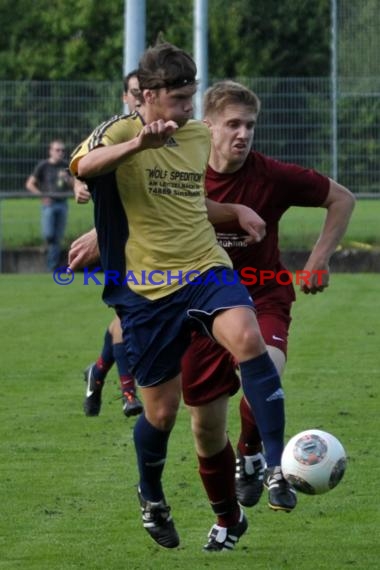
[0, 274, 379, 569]
[1, 197, 380, 250]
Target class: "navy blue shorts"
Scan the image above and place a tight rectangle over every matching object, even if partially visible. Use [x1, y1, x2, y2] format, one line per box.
[116, 266, 254, 387]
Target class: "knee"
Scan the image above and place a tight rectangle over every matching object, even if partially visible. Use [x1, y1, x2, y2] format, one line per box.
[191, 416, 210, 441]
[191, 413, 224, 445]
[146, 400, 179, 432]
[234, 327, 266, 361]
[192, 416, 227, 456]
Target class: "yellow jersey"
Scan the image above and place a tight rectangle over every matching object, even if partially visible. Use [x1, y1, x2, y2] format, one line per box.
[70, 113, 232, 300]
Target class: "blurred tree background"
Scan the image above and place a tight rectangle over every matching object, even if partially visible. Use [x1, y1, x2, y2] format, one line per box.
[1, 0, 379, 198]
[0, 0, 331, 80]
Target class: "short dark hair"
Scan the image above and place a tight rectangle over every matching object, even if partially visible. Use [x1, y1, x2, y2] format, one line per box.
[123, 69, 139, 94]
[137, 43, 197, 91]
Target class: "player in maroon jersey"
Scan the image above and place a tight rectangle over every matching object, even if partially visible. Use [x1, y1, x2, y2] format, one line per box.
[181, 80, 355, 518]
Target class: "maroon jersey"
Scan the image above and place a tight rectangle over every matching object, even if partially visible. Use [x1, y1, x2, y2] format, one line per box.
[206, 151, 330, 299]
[182, 153, 330, 405]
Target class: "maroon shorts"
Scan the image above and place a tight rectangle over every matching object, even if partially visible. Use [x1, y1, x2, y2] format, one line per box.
[181, 293, 292, 406]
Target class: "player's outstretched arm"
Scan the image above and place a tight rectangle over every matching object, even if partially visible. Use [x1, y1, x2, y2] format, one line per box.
[205, 198, 266, 243]
[301, 180, 355, 294]
[77, 121, 178, 178]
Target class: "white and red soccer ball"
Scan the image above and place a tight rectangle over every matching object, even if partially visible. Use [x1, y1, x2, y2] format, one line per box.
[281, 429, 347, 495]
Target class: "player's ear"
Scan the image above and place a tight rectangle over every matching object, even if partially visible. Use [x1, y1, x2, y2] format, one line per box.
[203, 117, 214, 136]
[143, 89, 155, 104]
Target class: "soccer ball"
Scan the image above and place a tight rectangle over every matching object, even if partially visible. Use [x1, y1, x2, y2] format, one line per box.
[281, 429, 347, 495]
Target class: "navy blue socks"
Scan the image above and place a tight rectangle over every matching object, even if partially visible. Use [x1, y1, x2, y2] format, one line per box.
[134, 414, 171, 501]
[113, 342, 135, 393]
[239, 352, 285, 467]
[93, 329, 114, 382]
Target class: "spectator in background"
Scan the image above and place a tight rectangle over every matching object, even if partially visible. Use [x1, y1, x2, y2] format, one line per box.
[26, 139, 74, 270]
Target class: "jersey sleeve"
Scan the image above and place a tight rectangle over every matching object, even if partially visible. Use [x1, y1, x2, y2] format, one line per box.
[265, 155, 330, 208]
[69, 115, 138, 176]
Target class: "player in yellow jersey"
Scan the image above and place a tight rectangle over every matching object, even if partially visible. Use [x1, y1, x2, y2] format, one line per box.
[70, 42, 286, 552]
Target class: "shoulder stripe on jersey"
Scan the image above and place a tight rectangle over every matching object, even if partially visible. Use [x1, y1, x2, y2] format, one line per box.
[89, 114, 126, 150]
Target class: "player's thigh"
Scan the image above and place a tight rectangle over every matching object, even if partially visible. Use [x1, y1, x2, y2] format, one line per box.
[117, 293, 189, 387]
[256, 300, 292, 356]
[212, 306, 266, 360]
[256, 300, 291, 376]
[181, 332, 240, 406]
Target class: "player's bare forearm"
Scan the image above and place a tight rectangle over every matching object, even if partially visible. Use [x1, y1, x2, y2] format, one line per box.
[76, 120, 178, 178]
[77, 139, 142, 178]
[301, 180, 355, 294]
[73, 179, 91, 204]
[68, 228, 99, 271]
[310, 181, 355, 260]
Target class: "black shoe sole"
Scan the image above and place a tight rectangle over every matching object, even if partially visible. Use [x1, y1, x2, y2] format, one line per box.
[124, 405, 143, 417]
[83, 406, 101, 417]
[267, 502, 295, 513]
[144, 526, 180, 549]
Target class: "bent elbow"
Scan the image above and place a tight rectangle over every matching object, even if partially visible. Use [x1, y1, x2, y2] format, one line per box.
[77, 159, 89, 178]
[345, 189, 356, 213]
